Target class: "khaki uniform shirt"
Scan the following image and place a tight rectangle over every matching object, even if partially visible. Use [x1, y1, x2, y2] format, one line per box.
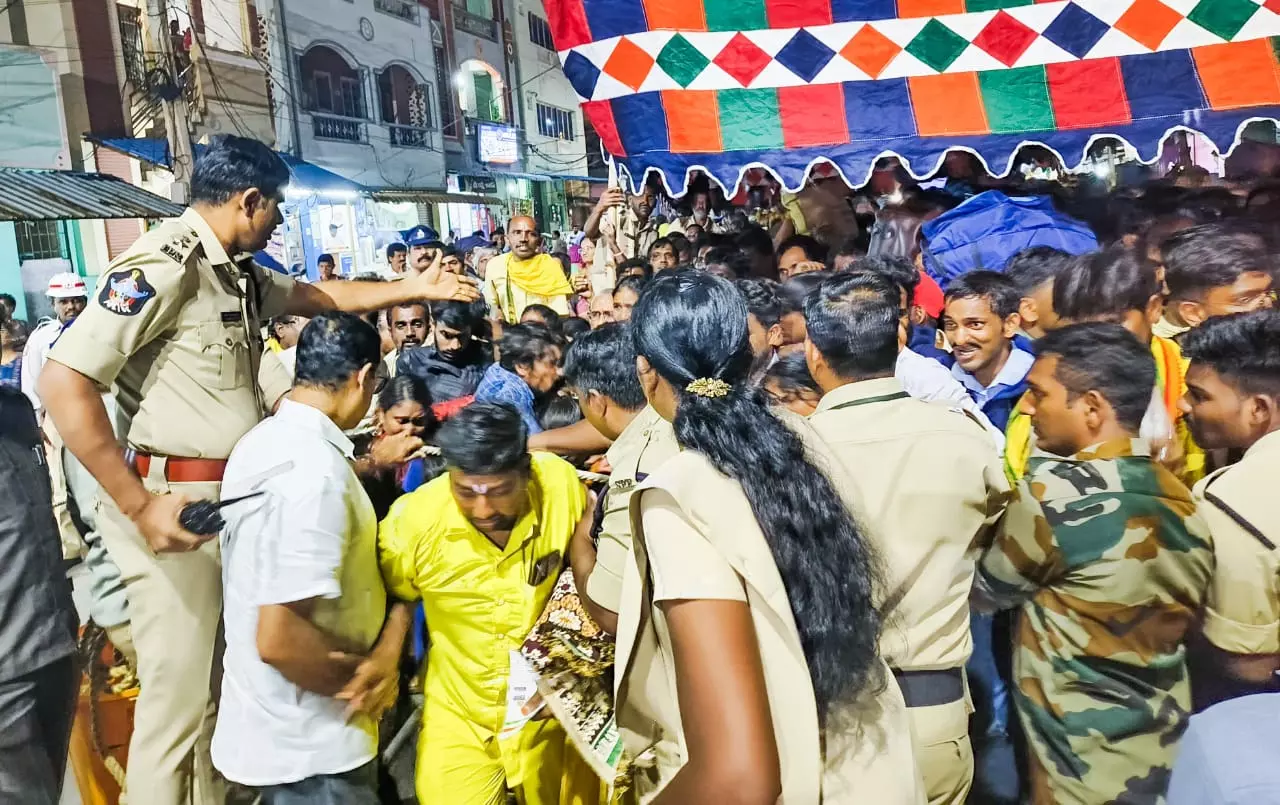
[808, 377, 1011, 671]
[616, 425, 925, 805]
[49, 208, 295, 460]
[1197, 429, 1280, 655]
[598, 208, 659, 264]
[586, 405, 679, 614]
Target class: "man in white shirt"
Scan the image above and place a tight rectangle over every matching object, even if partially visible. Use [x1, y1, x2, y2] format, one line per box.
[21, 273, 87, 418]
[213, 310, 410, 804]
[22, 273, 88, 561]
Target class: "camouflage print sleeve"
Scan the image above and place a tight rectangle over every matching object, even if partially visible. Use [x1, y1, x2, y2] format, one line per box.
[974, 452, 1015, 552]
[976, 477, 1063, 610]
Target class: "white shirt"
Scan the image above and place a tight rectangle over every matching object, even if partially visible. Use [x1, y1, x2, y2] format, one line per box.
[212, 398, 386, 787]
[20, 318, 64, 414]
[896, 348, 1005, 451]
[950, 347, 1035, 408]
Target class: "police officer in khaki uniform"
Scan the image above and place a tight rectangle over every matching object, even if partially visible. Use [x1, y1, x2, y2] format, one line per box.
[583, 186, 660, 266]
[40, 135, 478, 805]
[1179, 311, 1280, 689]
[804, 273, 1011, 805]
[559, 323, 680, 633]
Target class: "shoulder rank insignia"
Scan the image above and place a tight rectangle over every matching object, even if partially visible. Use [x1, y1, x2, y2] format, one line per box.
[159, 226, 199, 264]
[98, 269, 157, 317]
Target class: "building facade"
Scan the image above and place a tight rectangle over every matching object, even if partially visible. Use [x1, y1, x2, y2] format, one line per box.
[267, 0, 445, 189]
[0, 0, 131, 320]
[512, 0, 590, 233]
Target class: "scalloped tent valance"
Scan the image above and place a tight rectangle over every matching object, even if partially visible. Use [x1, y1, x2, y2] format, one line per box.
[543, 0, 1280, 195]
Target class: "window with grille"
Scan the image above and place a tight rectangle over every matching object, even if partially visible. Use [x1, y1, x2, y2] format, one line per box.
[528, 13, 554, 50]
[15, 220, 69, 261]
[536, 103, 575, 141]
[337, 76, 362, 118]
[312, 71, 334, 112]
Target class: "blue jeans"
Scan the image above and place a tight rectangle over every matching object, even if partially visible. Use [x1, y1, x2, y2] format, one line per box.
[258, 760, 380, 805]
[967, 612, 1021, 804]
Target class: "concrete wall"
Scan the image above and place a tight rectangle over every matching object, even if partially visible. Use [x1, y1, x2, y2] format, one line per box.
[513, 1, 586, 178]
[283, 0, 446, 189]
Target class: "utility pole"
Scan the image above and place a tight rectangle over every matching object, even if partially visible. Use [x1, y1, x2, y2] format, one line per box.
[145, 0, 195, 203]
[262, 0, 300, 155]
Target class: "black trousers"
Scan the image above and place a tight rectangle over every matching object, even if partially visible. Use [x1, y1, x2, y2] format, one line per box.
[0, 656, 79, 805]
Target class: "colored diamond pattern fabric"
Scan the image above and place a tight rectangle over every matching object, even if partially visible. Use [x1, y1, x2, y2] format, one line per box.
[543, 0, 1280, 192]
[657, 34, 710, 87]
[907, 19, 972, 72]
[775, 29, 838, 81]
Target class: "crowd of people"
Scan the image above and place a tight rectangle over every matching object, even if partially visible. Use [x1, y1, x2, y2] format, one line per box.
[3, 133, 1280, 805]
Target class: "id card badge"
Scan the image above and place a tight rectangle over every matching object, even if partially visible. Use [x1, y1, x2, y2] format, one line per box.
[500, 650, 544, 740]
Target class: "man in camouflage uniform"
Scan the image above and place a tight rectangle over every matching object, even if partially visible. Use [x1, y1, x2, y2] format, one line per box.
[975, 323, 1213, 805]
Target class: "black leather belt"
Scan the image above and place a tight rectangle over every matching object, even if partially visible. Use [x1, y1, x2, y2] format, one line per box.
[892, 668, 964, 708]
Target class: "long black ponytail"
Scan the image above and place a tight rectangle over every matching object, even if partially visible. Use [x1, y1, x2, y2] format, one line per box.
[631, 270, 883, 722]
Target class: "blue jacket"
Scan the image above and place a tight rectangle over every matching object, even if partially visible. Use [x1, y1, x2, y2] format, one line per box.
[909, 325, 953, 368]
[979, 375, 1030, 434]
[960, 335, 1036, 433]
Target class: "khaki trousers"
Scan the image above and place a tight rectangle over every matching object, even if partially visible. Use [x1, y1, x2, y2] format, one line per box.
[906, 697, 974, 805]
[42, 419, 84, 562]
[95, 458, 224, 805]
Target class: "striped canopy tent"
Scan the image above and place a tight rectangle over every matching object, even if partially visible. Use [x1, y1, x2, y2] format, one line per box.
[543, 0, 1280, 194]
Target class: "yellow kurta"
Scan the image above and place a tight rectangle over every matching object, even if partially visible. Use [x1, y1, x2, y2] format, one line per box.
[483, 253, 573, 323]
[379, 453, 594, 805]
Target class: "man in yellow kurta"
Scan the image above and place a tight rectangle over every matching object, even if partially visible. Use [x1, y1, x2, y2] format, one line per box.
[379, 401, 595, 804]
[484, 215, 573, 323]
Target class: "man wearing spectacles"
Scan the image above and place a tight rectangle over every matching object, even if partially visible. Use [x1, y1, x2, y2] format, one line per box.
[214, 311, 412, 803]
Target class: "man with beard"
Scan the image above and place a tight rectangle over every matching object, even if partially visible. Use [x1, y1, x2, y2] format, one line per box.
[397, 300, 492, 416]
[384, 303, 429, 378]
[474, 323, 564, 434]
[23, 274, 88, 418]
[585, 184, 659, 265]
[377, 403, 594, 804]
[1178, 310, 1280, 693]
[668, 190, 711, 237]
[22, 274, 91, 561]
[482, 216, 573, 323]
[38, 134, 478, 805]
[975, 323, 1211, 805]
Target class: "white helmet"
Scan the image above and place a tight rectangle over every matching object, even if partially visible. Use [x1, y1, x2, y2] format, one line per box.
[47, 272, 87, 300]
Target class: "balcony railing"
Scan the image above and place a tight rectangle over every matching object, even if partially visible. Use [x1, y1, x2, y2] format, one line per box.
[312, 113, 366, 143]
[453, 7, 498, 40]
[374, 0, 420, 24]
[387, 123, 431, 149]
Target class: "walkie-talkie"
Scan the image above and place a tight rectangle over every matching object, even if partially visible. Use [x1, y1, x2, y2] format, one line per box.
[178, 492, 266, 536]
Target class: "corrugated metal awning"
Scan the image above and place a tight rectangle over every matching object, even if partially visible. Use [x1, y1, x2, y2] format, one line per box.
[0, 168, 184, 221]
[368, 188, 502, 206]
[90, 137, 366, 196]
